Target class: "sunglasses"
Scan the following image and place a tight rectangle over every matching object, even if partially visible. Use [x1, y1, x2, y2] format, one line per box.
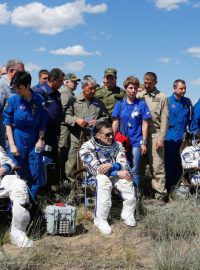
[100, 132, 114, 138]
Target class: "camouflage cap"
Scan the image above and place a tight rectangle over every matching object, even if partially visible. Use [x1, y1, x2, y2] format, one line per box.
[104, 68, 117, 77]
[64, 73, 80, 81]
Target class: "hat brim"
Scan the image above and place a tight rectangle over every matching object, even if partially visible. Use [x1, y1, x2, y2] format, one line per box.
[104, 73, 116, 77]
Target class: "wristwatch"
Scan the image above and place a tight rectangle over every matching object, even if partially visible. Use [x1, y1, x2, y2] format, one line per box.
[141, 139, 147, 145]
[39, 136, 44, 140]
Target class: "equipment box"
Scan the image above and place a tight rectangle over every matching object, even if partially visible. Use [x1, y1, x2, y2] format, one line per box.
[45, 204, 76, 235]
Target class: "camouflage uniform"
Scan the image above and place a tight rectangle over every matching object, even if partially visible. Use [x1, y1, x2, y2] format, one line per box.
[94, 68, 125, 117]
[137, 88, 169, 194]
[65, 93, 109, 183]
[95, 86, 125, 117]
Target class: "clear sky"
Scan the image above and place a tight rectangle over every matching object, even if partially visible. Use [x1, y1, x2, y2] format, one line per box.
[0, 0, 200, 102]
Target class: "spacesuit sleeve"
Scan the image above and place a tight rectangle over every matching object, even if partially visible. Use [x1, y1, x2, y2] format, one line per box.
[181, 147, 199, 169]
[79, 142, 101, 177]
[3, 97, 14, 125]
[115, 142, 130, 171]
[0, 146, 16, 170]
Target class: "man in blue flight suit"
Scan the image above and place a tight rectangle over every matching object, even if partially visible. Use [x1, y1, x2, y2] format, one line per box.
[34, 68, 64, 189]
[32, 69, 49, 94]
[33, 68, 64, 161]
[165, 79, 192, 195]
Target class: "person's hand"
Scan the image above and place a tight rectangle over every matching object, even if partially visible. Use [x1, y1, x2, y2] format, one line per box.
[0, 167, 6, 177]
[117, 170, 132, 181]
[76, 118, 89, 128]
[88, 119, 97, 127]
[98, 163, 112, 174]
[10, 144, 20, 156]
[141, 144, 147, 155]
[156, 140, 164, 150]
[35, 138, 45, 152]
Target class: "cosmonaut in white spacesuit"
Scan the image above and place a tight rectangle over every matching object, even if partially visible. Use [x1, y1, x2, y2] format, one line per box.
[181, 130, 200, 186]
[0, 146, 33, 247]
[80, 121, 136, 235]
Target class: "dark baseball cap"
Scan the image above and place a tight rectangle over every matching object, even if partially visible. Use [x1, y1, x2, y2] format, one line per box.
[64, 73, 80, 81]
[104, 68, 117, 77]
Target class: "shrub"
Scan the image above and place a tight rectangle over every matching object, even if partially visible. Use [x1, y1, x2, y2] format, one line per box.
[143, 198, 200, 240]
[153, 239, 200, 270]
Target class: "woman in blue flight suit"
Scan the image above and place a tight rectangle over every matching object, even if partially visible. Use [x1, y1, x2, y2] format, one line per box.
[3, 71, 48, 199]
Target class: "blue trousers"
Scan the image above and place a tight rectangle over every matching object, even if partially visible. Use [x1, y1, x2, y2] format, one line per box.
[9, 147, 44, 199]
[165, 139, 183, 192]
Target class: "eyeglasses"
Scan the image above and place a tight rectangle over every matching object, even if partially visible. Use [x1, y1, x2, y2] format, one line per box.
[100, 132, 114, 138]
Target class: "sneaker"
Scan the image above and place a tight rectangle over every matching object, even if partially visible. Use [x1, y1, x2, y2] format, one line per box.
[10, 229, 34, 248]
[121, 215, 136, 227]
[94, 218, 112, 235]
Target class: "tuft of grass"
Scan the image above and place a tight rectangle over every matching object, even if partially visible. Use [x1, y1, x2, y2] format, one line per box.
[153, 239, 200, 270]
[143, 198, 200, 240]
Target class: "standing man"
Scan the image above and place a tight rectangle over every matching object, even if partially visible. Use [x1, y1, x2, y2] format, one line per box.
[65, 75, 109, 194]
[0, 59, 24, 148]
[32, 69, 49, 94]
[58, 73, 80, 181]
[165, 79, 192, 194]
[41, 68, 64, 164]
[95, 68, 125, 117]
[137, 72, 169, 200]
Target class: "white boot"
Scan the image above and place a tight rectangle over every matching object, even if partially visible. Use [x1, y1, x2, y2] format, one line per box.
[121, 214, 136, 227]
[94, 217, 112, 235]
[10, 227, 34, 248]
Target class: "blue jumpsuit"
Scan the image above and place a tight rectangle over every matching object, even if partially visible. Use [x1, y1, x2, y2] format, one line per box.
[165, 94, 192, 192]
[190, 98, 200, 132]
[3, 91, 48, 199]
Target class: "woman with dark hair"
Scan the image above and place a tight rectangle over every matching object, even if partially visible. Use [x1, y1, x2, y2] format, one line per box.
[112, 76, 151, 190]
[4, 71, 47, 199]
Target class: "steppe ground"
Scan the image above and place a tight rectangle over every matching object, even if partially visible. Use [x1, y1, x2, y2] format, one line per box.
[1, 195, 200, 270]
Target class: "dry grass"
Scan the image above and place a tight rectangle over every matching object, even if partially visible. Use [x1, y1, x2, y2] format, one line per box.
[143, 198, 200, 240]
[153, 239, 200, 270]
[0, 196, 200, 269]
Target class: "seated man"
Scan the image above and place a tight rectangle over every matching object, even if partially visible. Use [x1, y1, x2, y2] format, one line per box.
[0, 146, 33, 248]
[181, 130, 200, 186]
[79, 121, 136, 235]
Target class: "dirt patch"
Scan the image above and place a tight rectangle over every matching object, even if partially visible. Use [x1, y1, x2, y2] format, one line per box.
[1, 208, 154, 270]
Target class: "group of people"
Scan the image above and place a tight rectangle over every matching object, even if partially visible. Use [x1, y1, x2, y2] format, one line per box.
[0, 58, 200, 244]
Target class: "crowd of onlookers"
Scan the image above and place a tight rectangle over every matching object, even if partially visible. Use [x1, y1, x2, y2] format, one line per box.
[1, 58, 200, 245]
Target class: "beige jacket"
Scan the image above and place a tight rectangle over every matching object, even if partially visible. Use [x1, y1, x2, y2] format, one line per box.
[137, 88, 169, 141]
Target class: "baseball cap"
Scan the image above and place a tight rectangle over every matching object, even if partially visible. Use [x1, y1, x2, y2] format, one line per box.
[104, 68, 117, 77]
[64, 73, 80, 81]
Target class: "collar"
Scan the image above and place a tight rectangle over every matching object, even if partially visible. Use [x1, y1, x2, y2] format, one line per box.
[76, 93, 94, 102]
[144, 88, 159, 97]
[172, 93, 183, 102]
[125, 97, 138, 105]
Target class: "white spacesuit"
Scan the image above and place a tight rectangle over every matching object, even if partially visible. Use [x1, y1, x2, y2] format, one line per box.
[0, 146, 33, 247]
[80, 129, 136, 235]
[181, 131, 200, 185]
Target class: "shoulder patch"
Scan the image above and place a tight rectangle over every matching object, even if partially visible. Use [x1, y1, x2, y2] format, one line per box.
[182, 152, 191, 159]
